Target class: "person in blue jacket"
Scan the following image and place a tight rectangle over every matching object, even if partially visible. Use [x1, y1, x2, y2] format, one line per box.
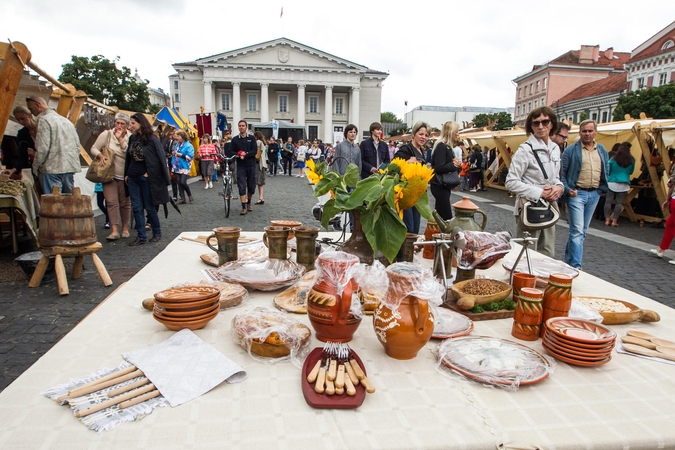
[560, 119, 609, 269]
[360, 122, 390, 179]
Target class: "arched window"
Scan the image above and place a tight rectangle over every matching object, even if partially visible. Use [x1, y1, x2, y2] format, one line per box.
[661, 40, 674, 51]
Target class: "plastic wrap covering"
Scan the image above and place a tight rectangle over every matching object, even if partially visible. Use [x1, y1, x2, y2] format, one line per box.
[312, 251, 365, 319]
[273, 270, 317, 313]
[435, 336, 555, 391]
[568, 299, 604, 323]
[205, 257, 306, 291]
[377, 262, 445, 312]
[232, 306, 311, 367]
[455, 230, 511, 270]
[354, 261, 388, 316]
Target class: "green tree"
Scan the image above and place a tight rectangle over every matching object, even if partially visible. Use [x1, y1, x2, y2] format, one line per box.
[388, 124, 410, 137]
[59, 55, 152, 113]
[380, 111, 402, 123]
[613, 83, 675, 121]
[578, 112, 587, 123]
[472, 112, 514, 130]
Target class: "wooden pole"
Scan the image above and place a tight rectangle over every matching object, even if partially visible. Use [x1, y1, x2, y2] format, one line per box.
[633, 123, 667, 221]
[0, 41, 31, 140]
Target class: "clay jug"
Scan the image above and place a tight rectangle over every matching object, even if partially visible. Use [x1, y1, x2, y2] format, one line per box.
[373, 263, 435, 360]
[432, 196, 487, 234]
[307, 251, 361, 342]
[423, 221, 441, 259]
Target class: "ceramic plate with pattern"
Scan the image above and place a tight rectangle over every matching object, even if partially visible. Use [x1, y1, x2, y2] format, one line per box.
[546, 317, 616, 344]
[439, 336, 553, 386]
[432, 308, 474, 339]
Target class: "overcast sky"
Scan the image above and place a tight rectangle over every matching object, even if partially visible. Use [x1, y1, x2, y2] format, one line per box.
[3, 0, 674, 119]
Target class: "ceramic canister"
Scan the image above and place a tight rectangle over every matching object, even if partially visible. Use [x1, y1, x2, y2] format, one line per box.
[511, 272, 537, 301]
[512, 287, 544, 341]
[540, 273, 574, 337]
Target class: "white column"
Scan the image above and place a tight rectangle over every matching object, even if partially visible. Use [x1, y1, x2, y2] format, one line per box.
[350, 86, 360, 130]
[324, 85, 333, 144]
[203, 81, 213, 112]
[297, 84, 306, 127]
[260, 83, 269, 122]
[232, 82, 241, 125]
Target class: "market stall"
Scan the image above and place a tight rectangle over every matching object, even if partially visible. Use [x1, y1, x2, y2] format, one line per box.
[1, 231, 674, 449]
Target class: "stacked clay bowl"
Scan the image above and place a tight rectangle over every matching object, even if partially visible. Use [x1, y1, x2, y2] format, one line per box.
[541, 317, 616, 367]
[153, 285, 221, 331]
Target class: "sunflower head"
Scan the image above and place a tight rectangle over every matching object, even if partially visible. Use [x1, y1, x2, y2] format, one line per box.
[393, 184, 404, 218]
[306, 159, 322, 185]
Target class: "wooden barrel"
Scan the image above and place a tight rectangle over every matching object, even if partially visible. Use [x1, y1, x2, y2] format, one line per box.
[38, 186, 98, 247]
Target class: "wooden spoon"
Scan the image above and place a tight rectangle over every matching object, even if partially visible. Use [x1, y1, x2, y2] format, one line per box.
[622, 343, 675, 362]
[626, 330, 675, 347]
[621, 335, 657, 350]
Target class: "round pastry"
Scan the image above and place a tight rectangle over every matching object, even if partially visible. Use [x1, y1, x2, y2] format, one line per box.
[197, 280, 247, 309]
[232, 307, 311, 358]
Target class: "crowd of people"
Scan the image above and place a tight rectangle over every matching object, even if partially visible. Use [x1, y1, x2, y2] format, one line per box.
[2, 98, 670, 269]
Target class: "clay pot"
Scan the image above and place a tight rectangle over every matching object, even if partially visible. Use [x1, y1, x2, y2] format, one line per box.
[307, 252, 361, 342]
[206, 227, 241, 265]
[540, 273, 574, 337]
[423, 221, 440, 259]
[373, 263, 435, 360]
[294, 226, 320, 271]
[511, 272, 537, 300]
[512, 287, 544, 341]
[394, 233, 418, 263]
[263, 226, 290, 260]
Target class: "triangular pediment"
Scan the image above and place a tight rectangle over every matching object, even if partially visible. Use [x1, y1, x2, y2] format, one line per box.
[191, 37, 379, 73]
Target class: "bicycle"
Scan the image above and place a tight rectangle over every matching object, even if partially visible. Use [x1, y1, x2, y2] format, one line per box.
[217, 155, 238, 218]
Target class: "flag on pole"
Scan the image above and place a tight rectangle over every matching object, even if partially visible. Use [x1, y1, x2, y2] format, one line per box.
[280, 7, 283, 18]
[404, 100, 408, 106]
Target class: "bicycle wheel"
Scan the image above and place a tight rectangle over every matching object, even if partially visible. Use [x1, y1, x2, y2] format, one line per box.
[224, 179, 231, 218]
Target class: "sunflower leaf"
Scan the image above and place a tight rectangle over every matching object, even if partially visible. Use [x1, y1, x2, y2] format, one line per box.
[343, 164, 360, 187]
[344, 177, 383, 210]
[362, 207, 407, 263]
[321, 199, 341, 230]
[415, 191, 434, 220]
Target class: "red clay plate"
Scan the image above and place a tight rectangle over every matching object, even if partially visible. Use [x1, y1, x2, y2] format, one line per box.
[432, 308, 474, 339]
[546, 317, 616, 344]
[543, 329, 615, 354]
[301, 347, 366, 409]
[541, 341, 612, 367]
[440, 336, 552, 386]
[542, 338, 612, 361]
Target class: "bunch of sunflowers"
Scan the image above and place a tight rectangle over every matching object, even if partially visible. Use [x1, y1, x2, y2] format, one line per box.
[306, 158, 434, 263]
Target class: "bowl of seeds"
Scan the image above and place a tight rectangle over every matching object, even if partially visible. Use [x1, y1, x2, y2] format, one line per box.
[450, 279, 512, 311]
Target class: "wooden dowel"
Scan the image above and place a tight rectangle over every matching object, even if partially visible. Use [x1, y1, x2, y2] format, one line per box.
[56, 366, 138, 402]
[107, 377, 149, 397]
[75, 383, 155, 418]
[67, 369, 143, 398]
[119, 389, 161, 409]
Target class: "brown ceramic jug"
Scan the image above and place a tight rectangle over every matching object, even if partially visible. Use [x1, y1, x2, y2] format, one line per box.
[307, 251, 361, 342]
[373, 263, 435, 360]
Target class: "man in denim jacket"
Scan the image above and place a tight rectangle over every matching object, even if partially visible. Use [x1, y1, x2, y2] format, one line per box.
[560, 120, 609, 269]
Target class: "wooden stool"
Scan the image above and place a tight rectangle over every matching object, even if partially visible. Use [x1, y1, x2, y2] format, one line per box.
[28, 242, 113, 295]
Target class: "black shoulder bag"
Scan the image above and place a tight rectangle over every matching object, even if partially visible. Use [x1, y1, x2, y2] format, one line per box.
[519, 143, 560, 231]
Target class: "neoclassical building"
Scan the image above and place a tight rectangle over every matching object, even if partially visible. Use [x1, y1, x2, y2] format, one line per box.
[169, 38, 388, 143]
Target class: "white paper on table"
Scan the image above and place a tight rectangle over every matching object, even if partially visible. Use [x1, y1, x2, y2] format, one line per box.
[123, 329, 247, 407]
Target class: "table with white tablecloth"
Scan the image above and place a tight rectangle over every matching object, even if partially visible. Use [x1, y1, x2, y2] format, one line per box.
[1, 232, 674, 450]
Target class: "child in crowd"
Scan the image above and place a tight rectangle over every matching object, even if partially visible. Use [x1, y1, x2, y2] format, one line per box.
[460, 157, 470, 191]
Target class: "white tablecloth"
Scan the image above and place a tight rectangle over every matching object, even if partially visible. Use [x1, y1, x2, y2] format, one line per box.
[1, 232, 674, 450]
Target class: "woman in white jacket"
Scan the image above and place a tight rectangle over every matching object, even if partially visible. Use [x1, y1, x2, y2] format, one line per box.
[505, 106, 564, 258]
[254, 131, 269, 204]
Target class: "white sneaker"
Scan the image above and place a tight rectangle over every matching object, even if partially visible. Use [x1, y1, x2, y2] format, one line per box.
[669, 260, 675, 265]
[650, 248, 664, 258]
[209, 181, 213, 189]
[204, 184, 209, 189]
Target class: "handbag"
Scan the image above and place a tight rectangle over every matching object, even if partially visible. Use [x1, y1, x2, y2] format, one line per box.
[437, 170, 460, 187]
[518, 144, 560, 231]
[85, 131, 115, 183]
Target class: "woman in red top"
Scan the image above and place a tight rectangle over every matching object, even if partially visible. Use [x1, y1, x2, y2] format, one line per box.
[198, 134, 217, 189]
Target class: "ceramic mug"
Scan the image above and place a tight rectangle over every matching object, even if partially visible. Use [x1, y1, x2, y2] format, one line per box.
[262, 226, 290, 259]
[206, 227, 241, 265]
[512, 272, 537, 300]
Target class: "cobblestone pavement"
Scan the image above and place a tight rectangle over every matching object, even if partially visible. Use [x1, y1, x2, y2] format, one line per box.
[1, 176, 672, 391]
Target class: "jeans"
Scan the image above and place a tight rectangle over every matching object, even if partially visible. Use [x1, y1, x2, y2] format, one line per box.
[403, 207, 421, 234]
[564, 189, 600, 268]
[460, 175, 469, 191]
[175, 173, 191, 201]
[603, 190, 626, 219]
[40, 172, 74, 194]
[126, 176, 161, 241]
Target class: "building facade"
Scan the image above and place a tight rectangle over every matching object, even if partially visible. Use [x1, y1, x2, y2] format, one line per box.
[512, 45, 629, 126]
[169, 38, 388, 143]
[404, 105, 514, 130]
[625, 20, 675, 92]
[551, 73, 626, 124]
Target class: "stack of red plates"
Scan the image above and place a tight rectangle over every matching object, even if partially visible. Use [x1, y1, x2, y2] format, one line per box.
[153, 285, 221, 331]
[542, 317, 616, 367]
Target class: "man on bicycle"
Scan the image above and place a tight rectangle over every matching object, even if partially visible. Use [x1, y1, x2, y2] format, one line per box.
[231, 120, 257, 215]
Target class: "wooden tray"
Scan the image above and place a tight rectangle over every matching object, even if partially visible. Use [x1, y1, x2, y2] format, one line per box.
[301, 347, 366, 409]
[443, 290, 515, 321]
